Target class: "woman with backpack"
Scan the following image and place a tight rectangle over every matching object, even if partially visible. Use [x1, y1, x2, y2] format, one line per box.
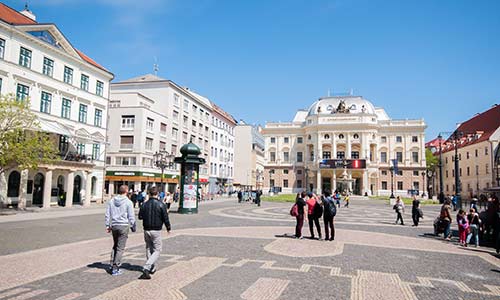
[306, 192, 322, 240]
[292, 192, 307, 239]
[322, 191, 337, 241]
[393, 196, 405, 225]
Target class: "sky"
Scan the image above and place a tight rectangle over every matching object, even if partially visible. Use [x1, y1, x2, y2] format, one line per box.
[7, 0, 500, 140]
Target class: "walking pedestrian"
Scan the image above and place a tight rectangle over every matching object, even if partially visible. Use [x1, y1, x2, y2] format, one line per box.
[412, 196, 421, 227]
[440, 199, 453, 240]
[164, 192, 173, 212]
[457, 209, 469, 246]
[343, 193, 350, 208]
[256, 190, 262, 207]
[466, 208, 480, 247]
[138, 186, 171, 280]
[294, 192, 307, 239]
[131, 190, 138, 208]
[451, 194, 458, 211]
[173, 188, 180, 203]
[322, 191, 336, 241]
[306, 192, 322, 240]
[393, 196, 405, 225]
[105, 185, 136, 276]
[237, 190, 243, 203]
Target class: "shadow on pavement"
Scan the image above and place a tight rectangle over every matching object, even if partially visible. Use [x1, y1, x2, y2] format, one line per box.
[87, 262, 143, 274]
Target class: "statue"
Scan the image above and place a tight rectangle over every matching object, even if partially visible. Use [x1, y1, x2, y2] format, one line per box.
[335, 100, 350, 113]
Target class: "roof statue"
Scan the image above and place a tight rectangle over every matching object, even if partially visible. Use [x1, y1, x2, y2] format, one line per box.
[336, 100, 350, 114]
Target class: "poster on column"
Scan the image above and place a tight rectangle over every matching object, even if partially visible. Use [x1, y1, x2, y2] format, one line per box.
[183, 184, 197, 208]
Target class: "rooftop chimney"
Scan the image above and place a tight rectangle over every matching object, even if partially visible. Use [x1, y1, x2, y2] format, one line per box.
[20, 3, 36, 21]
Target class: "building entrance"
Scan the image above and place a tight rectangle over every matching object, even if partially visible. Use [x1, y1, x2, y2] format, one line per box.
[32, 173, 44, 206]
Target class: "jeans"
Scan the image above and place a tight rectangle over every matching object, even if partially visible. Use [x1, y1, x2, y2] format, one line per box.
[308, 214, 321, 238]
[110, 225, 129, 268]
[443, 220, 451, 238]
[324, 215, 335, 240]
[295, 214, 304, 237]
[143, 230, 162, 271]
[466, 224, 479, 246]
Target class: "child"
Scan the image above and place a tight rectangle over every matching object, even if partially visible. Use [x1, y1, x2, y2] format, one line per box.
[456, 209, 469, 246]
[344, 194, 350, 208]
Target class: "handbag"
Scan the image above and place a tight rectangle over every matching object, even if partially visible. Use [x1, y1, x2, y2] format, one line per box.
[290, 204, 299, 217]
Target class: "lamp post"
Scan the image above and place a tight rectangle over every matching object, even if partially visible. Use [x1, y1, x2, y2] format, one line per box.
[453, 131, 462, 209]
[421, 171, 426, 197]
[438, 134, 444, 203]
[389, 166, 395, 199]
[153, 150, 175, 193]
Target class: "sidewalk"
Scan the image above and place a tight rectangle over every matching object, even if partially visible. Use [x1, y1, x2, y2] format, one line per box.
[0, 197, 236, 223]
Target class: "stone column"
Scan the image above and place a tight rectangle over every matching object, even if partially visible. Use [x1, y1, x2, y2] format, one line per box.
[65, 171, 74, 207]
[109, 181, 115, 195]
[348, 171, 353, 193]
[332, 134, 337, 159]
[18, 169, 29, 209]
[0, 172, 6, 208]
[347, 134, 352, 159]
[363, 170, 369, 196]
[332, 172, 337, 193]
[316, 170, 322, 195]
[43, 169, 53, 208]
[84, 171, 92, 207]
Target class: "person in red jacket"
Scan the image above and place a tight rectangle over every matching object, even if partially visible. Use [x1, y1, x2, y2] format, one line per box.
[306, 192, 322, 240]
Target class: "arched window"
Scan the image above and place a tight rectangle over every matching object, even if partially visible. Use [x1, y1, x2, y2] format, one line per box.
[339, 134, 345, 139]
[308, 135, 312, 140]
[353, 133, 359, 139]
[326, 105, 333, 111]
[7, 171, 21, 197]
[91, 176, 98, 196]
[324, 134, 330, 140]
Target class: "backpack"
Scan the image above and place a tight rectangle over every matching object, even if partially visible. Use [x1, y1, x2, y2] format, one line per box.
[324, 197, 336, 217]
[290, 203, 299, 217]
[313, 201, 323, 218]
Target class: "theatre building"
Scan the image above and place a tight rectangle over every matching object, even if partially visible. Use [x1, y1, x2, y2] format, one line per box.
[261, 95, 427, 196]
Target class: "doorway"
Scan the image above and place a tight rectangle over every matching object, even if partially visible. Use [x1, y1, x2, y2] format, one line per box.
[33, 173, 44, 206]
[322, 177, 332, 193]
[73, 175, 82, 204]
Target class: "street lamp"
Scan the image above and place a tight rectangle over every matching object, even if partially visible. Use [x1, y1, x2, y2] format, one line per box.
[389, 166, 395, 199]
[421, 171, 426, 197]
[153, 150, 175, 193]
[438, 134, 444, 203]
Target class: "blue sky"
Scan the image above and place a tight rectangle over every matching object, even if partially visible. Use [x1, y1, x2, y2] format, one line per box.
[7, 0, 500, 140]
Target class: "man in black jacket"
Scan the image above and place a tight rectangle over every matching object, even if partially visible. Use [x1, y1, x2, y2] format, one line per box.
[138, 186, 171, 279]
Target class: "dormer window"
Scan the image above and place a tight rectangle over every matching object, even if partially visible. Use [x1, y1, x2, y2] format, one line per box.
[326, 105, 333, 111]
[324, 134, 330, 139]
[339, 134, 344, 139]
[353, 133, 359, 139]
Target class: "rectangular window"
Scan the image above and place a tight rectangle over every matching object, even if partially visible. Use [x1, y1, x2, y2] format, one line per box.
[382, 181, 388, 190]
[397, 181, 403, 190]
[323, 151, 331, 159]
[270, 152, 276, 162]
[283, 151, 289, 162]
[284, 137, 289, 143]
[183, 99, 189, 111]
[43, 57, 54, 77]
[121, 115, 135, 129]
[475, 149, 478, 157]
[64, 66, 73, 84]
[396, 136, 402, 143]
[94, 109, 103, 127]
[92, 144, 100, 160]
[0, 38, 5, 59]
[297, 152, 303, 162]
[446, 170, 449, 178]
[351, 151, 359, 159]
[476, 165, 479, 175]
[283, 169, 289, 174]
[297, 137, 303, 144]
[397, 170, 403, 176]
[337, 151, 345, 159]
[160, 141, 166, 150]
[96, 80, 104, 96]
[413, 181, 419, 190]
[174, 94, 179, 105]
[381, 136, 387, 143]
[146, 118, 154, 131]
[80, 74, 89, 91]
[40, 91, 52, 114]
[382, 170, 388, 175]
[412, 136, 418, 143]
[486, 164, 489, 174]
[183, 115, 188, 127]
[61, 98, 71, 119]
[16, 83, 29, 101]
[270, 137, 276, 144]
[145, 138, 153, 151]
[413, 170, 419, 176]
[283, 179, 289, 188]
[467, 167, 470, 176]
[106, 156, 111, 165]
[396, 152, 403, 163]
[171, 144, 177, 155]
[172, 127, 178, 139]
[78, 104, 88, 123]
[310, 151, 315, 161]
[59, 135, 69, 154]
[120, 136, 134, 149]
[412, 151, 419, 163]
[485, 147, 488, 155]
[297, 180, 302, 188]
[466, 152, 470, 159]
[172, 110, 179, 119]
[19, 47, 32, 68]
[380, 152, 387, 163]
[77, 144, 85, 155]
[160, 123, 167, 135]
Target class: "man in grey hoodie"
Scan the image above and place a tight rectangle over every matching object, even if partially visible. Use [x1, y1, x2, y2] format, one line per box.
[105, 185, 136, 276]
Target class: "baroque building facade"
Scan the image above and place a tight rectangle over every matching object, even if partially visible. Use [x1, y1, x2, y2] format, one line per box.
[261, 95, 427, 196]
[0, 4, 113, 208]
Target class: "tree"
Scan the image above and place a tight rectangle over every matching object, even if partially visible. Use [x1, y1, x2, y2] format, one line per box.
[0, 93, 58, 175]
[425, 148, 439, 171]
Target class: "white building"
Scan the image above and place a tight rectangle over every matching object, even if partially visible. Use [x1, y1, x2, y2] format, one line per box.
[262, 95, 427, 196]
[208, 102, 236, 195]
[0, 4, 114, 208]
[107, 74, 212, 196]
[234, 122, 265, 190]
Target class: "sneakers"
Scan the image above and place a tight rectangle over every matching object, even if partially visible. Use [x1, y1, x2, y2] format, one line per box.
[140, 269, 151, 280]
[111, 268, 123, 276]
[150, 265, 156, 274]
